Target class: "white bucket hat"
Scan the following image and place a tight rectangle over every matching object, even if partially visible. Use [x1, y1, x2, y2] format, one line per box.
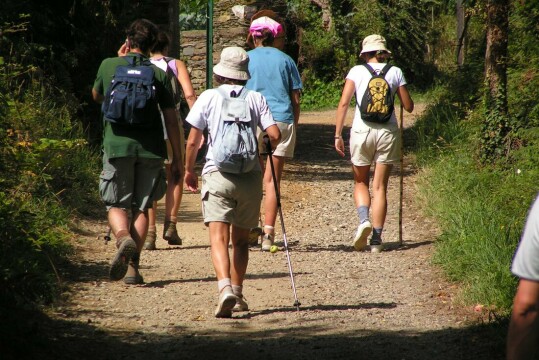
[360, 34, 391, 55]
[213, 47, 251, 81]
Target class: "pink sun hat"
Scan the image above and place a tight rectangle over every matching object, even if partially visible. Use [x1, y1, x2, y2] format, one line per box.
[249, 16, 283, 37]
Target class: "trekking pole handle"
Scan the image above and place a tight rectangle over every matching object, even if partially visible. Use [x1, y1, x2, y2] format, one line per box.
[263, 134, 272, 155]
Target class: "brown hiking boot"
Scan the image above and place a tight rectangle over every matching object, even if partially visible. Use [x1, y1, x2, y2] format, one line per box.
[143, 228, 157, 250]
[163, 220, 182, 245]
[124, 253, 144, 285]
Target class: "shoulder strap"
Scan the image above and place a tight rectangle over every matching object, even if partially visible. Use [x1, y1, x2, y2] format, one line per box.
[380, 64, 393, 77]
[362, 63, 376, 75]
[216, 86, 248, 99]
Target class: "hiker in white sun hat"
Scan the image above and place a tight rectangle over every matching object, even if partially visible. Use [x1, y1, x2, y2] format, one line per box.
[360, 34, 392, 55]
[213, 46, 251, 81]
[184, 46, 281, 318]
[334, 34, 413, 253]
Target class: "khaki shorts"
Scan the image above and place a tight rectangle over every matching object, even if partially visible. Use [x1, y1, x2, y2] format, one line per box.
[258, 122, 296, 158]
[164, 118, 186, 164]
[99, 155, 166, 212]
[200, 170, 263, 229]
[350, 127, 401, 166]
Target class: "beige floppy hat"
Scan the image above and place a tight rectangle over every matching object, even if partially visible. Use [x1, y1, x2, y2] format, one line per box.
[360, 34, 391, 54]
[213, 47, 251, 81]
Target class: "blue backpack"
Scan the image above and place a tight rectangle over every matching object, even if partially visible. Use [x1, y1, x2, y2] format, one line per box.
[101, 55, 160, 127]
[210, 87, 259, 174]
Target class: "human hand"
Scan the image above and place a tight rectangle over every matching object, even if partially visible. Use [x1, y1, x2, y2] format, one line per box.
[118, 41, 130, 57]
[184, 171, 198, 193]
[335, 137, 345, 157]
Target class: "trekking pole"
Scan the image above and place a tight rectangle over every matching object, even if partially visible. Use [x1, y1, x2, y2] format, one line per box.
[399, 103, 404, 246]
[263, 135, 301, 311]
[104, 226, 112, 244]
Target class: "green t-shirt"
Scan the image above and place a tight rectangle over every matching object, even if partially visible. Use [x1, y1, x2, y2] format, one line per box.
[93, 53, 175, 159]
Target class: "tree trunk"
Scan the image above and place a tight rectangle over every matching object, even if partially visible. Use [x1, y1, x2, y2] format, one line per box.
[481, 0, 510, 161]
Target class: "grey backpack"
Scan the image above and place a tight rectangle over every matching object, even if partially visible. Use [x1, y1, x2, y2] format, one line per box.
[210, 87, 258, 173]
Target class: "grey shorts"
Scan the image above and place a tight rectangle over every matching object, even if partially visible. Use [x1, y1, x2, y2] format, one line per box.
[350, 127, 401, 166]
[99, 155, 166, 212]
[201, 170, 263, 229]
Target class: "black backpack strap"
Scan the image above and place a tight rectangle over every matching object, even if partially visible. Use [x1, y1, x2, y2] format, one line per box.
[380, 63, 393, 76]
[362, 63, 376, 75]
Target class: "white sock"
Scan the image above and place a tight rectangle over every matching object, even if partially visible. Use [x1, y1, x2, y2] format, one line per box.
[217, 278, 231, 293]
[264, 225, 274, 235]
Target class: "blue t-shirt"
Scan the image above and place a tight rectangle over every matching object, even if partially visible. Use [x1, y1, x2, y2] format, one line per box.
[246, 47, 302, 124]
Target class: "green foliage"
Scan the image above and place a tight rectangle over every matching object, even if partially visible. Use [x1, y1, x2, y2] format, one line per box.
[301, 70, 344, 110]
[0, 15, 102, 310]
[180, 0, 207, 31]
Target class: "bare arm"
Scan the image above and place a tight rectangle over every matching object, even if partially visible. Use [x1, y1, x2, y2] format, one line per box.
[291, 89, 301, 126]
[163, 107, 184, 183]
[92, 88, 104, 104]
[396, 85, 414, 113]
[184, 126, 204, 192]
[507, 278, 539, 360]
[334, 79, 355, 157]
[265, 124, 281, 150]
[175, 59, 197, 109]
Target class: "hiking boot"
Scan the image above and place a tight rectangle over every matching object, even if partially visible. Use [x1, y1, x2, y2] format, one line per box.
[109, 237, 137, 281]
[163, 220, 182, 245]
[248, 227, 263, 246]
[123, 254, 144, 285]
[215, 286, 238, 318]
[261, 233, 274, 252]
[143, 228, 157, 250]
[370, 237, 383, 253]
[233, 294, 249, 312]
[353, 221, 372, 251]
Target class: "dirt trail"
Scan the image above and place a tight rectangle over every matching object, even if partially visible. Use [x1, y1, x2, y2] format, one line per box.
[36, 108, 505, 360]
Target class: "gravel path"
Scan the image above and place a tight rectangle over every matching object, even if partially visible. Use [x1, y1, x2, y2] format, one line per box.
[33, 109, 505, 360]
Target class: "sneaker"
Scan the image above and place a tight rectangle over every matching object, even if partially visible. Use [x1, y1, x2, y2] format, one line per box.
[123, 256, 144, 285]
[370, 237, 383, 253]
[143, 229, 157, 250]
[215, 287, 238, 318]
[109, 237, 137, 281]
[163, 221, 182, 246]
[261, 233, 274, 252]
[353, 220, 372, 251]
[232, 294, 249, 312]
[248, 227, 263, 246]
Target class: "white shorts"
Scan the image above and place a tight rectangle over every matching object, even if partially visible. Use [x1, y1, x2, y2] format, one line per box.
[258, 122, 296, 158]
[350, 127, 401, 166]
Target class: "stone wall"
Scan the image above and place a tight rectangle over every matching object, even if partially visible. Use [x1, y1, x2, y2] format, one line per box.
[179, 0, 290, 94]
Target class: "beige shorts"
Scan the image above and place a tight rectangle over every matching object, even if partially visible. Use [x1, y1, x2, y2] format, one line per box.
[350, 127, 401, 166]
[165, 118, 186, 164]
[258, 122, 296, 158]
[200, 170, 263, 229]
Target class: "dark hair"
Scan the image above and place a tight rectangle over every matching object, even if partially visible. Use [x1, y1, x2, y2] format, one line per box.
[252, 28, 275, 47]
[213, 74, 247, 86]
[362, 50, 391, 62]
[151, 31, 170, 54]
[126, 19, 158, 53]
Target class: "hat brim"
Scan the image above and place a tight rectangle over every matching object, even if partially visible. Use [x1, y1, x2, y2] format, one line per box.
[360, 46, 391, 55]
[213, 63, 250, 81]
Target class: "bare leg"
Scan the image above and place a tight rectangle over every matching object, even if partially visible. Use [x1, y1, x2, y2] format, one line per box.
[263, 155, 285, 232]
[352, 165, 371, 208]
[163, 163, 183, 245]
[209, 221, 231, 280]
[230, 226, 250, 286]
[370, 163, 392, 229]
